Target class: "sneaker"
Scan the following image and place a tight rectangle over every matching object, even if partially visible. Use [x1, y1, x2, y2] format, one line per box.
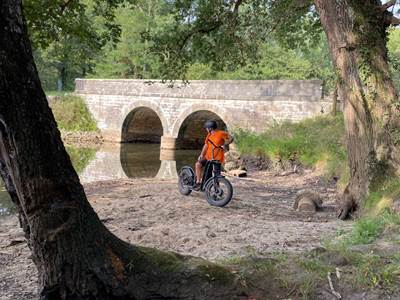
[193, 182, 201, 191]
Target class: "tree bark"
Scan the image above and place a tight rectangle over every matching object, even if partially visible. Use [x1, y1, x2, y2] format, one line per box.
[331, 81, 338, 116]
[0, 1, 247, 299]
[314, 0, 400, 219]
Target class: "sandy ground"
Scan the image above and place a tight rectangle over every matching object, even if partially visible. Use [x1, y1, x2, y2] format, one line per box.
[0, 170, 349, 299]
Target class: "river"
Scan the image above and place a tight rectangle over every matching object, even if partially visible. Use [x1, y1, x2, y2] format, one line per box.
[0, 143, 198, 217]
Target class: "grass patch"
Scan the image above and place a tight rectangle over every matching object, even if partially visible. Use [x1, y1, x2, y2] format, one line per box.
[366, 178, 400, 214]
[234, 114, 347, 179]
[324, 242, 400, 291]
[50, 94, 98, 132]
[46, 90, 72, 97]
[333, 209, 400, 246]
[323, 208, 400, 291]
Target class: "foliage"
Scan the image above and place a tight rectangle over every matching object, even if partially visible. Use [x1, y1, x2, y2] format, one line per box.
[24, 0, 127, 49]
[65, 146, 97, 174]
[388, 28, 400, 93]
[91, 0, 173, 79]
[0, 182, 15, 216]
[324, 208, 400, 290]
[366, 178, 400, 214]
[185, 40, 334, 84]
[25, 0, 132, 91]
[234, 114, 347, 179]
[50, 95, 98, 132]
[30, 0, 335, 92]
[145, 0, 321, 80]
[345, 210, 400, 245]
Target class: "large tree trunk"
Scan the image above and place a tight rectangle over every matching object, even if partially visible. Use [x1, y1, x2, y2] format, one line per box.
[0, 1, 247, 299]
[314, 0, 400, 219]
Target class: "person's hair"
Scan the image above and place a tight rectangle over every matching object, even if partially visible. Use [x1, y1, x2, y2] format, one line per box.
[204, 120, 217, 130]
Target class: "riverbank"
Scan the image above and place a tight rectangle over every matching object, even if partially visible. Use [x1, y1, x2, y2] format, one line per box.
[1, 169, 399, 299]
[0, 169, 342, 299]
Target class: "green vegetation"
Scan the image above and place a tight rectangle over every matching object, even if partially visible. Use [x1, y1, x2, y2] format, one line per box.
[232, 112, 399, 296]
[322, 210, 400, 291]
[235, 114, 347, 180]
[50, 95, 98, 132]
[218, 213, 400, 298]
[388, 28, 400, 93]
[28, 0, 399, 95]
[366, 178, 400, 214]
[65, 146, 97, 174]
[344, 210, 400, 245]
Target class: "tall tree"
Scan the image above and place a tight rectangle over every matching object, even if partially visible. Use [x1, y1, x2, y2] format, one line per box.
[0, 1, 246, 299]
[92, 0, 172, 79]
[148, 0, 400, 219]
[25, 0, 127, 91]
[314, 0, 400, 218]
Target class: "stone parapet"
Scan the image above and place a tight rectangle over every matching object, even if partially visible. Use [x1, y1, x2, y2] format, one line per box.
[75, 79, 330, 143]
[75, 79, 323, 101]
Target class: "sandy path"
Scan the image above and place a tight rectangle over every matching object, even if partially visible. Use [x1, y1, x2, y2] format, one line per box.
[0, 170, 349, 299]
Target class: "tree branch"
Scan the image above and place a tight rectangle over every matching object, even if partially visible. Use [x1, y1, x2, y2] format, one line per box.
[178, 21, 222, 51]
[391, 16, 400, 25]
[60, 0, 75, 14]
[384, 13, 400, 25]
[233, 0, 244, 14]
[380, 0, 397, 12]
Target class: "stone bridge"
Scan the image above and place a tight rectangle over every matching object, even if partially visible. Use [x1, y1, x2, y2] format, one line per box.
[75, 79, 330, 151]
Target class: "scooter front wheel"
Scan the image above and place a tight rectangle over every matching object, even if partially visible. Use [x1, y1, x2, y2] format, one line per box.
[204, 177, 233, 207]
[178, 168, 194, 196]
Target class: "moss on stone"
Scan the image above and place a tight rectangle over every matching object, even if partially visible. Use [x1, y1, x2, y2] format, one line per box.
[126, 245, 185, 274]
[196, 262, 236, 285]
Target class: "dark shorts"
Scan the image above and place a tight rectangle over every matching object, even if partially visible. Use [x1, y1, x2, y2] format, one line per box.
[199, 159, 208, 167]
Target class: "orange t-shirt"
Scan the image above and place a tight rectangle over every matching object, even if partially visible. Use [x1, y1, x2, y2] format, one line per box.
[204, 130, 229, 163]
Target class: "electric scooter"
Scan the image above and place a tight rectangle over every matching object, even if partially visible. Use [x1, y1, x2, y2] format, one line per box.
[178, 145, 233, 207]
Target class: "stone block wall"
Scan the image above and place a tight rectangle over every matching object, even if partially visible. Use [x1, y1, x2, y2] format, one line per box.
[75, 79, 332, 143]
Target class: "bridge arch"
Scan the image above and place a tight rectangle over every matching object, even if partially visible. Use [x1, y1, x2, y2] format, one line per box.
[121, 102, 167, 143]
[171, 104, 230, 138]
[172, 105, 229, 149]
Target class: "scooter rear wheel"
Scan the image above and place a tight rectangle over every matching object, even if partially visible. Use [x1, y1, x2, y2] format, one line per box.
[204, 177, 233, 207]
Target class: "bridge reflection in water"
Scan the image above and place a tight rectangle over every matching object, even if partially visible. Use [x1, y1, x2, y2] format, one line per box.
[79, 143, 198, 183]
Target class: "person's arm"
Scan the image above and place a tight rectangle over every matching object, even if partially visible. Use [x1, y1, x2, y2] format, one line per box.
[224, 133, 234, 146]
[198, 143, 208, 161]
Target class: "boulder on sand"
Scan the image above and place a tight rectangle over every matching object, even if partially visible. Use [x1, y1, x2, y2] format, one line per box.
[293, 190, 323, 212]
[228, 169, 247, 177]
[224, 149, 247, 172]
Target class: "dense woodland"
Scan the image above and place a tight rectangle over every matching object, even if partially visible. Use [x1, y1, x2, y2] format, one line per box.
[31, 0, 400, 94]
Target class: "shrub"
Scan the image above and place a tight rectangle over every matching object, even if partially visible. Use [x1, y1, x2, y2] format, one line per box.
[234, 114, 347, 179]
[50, 95, 98, 132]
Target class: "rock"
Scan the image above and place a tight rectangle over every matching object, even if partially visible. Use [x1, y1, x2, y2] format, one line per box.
[224, 161, 238, 172]
[224, 149, 247, 171]
[392, 198, 400, 214]
[206, 231, 216, 238]
[243, 155, 271, 170]
[60, 130, 103, 146]
[293, 190, 323, 212]
[228, 169, 247, 177]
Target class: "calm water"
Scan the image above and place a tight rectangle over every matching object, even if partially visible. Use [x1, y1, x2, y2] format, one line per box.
[0, 143, 198, 217]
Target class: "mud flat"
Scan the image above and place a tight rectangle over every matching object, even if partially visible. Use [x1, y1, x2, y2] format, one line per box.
[0, 170, 348, 299]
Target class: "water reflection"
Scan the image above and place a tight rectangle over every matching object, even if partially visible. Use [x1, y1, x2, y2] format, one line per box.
[0, 183, 15, 217]
[80, 143, 198, 183]
[121, 143, 161, 178]
[0, 143, 200, 216]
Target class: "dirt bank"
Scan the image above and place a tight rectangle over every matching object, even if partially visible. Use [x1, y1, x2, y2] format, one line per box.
[0, 170, 348, 299]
